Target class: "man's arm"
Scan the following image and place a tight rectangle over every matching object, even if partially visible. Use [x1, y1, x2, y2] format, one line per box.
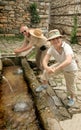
[14, 42, 32, 53]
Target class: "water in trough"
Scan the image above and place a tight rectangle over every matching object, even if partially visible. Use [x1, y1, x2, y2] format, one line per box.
[0, 62, 43, 130]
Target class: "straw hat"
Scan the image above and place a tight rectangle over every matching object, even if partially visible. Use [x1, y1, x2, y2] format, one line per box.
[47, 29, 62, 41]
[29, 29, 44, 38]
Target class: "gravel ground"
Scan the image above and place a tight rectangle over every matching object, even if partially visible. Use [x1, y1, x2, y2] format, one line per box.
[0, 37, 23, 54]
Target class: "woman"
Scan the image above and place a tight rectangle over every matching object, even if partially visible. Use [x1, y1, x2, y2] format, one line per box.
[36, 29, 78, 107]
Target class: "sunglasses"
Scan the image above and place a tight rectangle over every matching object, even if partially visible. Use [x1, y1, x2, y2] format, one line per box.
[21, 30, 26, 34]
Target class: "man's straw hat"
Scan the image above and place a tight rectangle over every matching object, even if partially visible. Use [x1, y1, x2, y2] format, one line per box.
[30, 29, 44, 38]
[47, 29, 62, 41]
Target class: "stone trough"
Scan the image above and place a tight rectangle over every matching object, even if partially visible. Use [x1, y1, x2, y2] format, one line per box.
[0, 54, 63, 130]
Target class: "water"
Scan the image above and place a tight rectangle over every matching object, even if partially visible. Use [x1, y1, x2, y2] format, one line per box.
[13, 68, 23, 75]
[2, 76, 14, 93]
[13, 102, 29, 112]
[3, 58, 15, 66]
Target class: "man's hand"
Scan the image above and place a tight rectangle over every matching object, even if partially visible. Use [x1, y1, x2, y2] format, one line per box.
[14, 49, 21, 53]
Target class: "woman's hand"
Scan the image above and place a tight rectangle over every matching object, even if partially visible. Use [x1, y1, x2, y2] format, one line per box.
[45, 66, 55, 74]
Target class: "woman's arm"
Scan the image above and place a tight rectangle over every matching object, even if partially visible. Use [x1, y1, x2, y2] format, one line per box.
[54, 54, 72, 72]
[43, 53, 54, 73]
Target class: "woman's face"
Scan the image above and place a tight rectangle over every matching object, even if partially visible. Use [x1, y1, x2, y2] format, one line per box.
[50, 37, 62, 49]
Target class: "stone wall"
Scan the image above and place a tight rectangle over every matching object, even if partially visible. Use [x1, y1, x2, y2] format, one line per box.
[0, 0, 81, 43]
[0, 0, 50, 36]
[50, 0, 81, 42]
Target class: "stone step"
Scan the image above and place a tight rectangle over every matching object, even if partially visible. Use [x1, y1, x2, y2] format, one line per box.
[60, 113, 81, 130]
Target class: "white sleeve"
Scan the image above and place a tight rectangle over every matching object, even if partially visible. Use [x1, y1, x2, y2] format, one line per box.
[64, 44, 74, 56]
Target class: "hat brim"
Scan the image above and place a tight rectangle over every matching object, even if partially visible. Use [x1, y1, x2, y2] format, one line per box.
[47, 35, 62, 41]
[29, 29, 44, 39]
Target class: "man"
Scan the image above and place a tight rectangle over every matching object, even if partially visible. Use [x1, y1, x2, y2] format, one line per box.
[14, 25, 50, 70]
[36, 29, 78, 107]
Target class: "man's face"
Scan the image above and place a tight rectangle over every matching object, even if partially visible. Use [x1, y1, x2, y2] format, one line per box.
[20, 26, 29, 36]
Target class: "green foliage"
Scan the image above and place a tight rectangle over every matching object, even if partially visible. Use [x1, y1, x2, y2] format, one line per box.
[27, 49, 36, 59]
[29, 2, 40, 25]
[70, 15, 78, 44]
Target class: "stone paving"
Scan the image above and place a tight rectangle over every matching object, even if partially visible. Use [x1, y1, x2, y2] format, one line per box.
[60, 113, 81, 130]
